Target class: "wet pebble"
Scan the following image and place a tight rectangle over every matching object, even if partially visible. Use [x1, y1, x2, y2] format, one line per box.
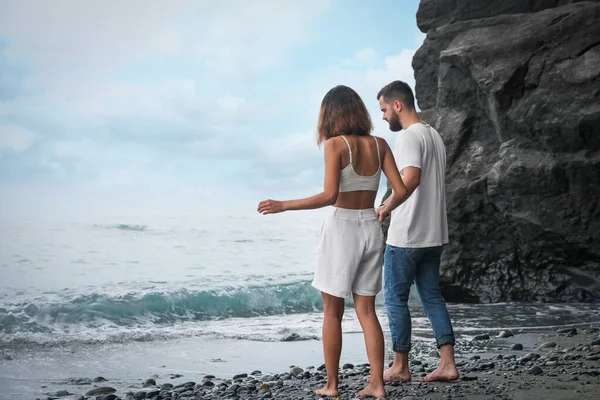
[557, 327, 577, 335]
[528, 366, 544, 375]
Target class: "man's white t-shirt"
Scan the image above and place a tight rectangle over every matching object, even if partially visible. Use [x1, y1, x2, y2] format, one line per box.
[387, 122, 449, 248]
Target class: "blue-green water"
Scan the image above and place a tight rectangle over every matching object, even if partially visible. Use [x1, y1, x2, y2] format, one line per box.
[1, 211, 599, 399]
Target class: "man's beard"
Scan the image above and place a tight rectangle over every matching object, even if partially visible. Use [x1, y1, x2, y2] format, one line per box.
[388, 112, 402, 132]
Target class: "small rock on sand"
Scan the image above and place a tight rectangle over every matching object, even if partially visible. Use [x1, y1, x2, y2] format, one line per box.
[528, 366, 543, 375]
[85, 387, 117, 396]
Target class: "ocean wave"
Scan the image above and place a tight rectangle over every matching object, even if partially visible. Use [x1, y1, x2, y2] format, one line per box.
[113, 224, 147, 231]
[0, 281, 326, 339]
[91, 223, 148, 231]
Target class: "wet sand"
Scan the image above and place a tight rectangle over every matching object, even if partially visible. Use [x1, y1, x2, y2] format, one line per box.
[28, 325, 600, 399]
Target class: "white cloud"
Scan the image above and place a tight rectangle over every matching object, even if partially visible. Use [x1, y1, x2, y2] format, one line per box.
[342, 47, 378, 67]
[0, 0, 420, 218]
[0, 0, 189, 87]
[217, 95, 246, 113]
[0, 125, 34, 152]
[193, 0, 332, 73]
[0, 0, 332, 97]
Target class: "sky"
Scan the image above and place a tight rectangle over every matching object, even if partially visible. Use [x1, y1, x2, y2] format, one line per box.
[0, 0, 424, 221]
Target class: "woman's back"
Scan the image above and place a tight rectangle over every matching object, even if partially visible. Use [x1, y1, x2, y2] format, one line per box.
[334, 134, 382, 210]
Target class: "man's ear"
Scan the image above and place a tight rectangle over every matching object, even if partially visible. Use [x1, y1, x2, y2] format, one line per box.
[393, 100, 403, 113]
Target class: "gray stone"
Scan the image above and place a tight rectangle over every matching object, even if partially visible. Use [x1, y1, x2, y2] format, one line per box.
[415, 0, 594, 32]
[498, 330, 514, 338]
[84, 387, 116, 396]
[511, 343, 524, 351]
[393, 0, 600, 303]
[133, 391, 147, 400]
[290, 367, 303, 377]
[143, 379, 156, 387]
[557, 327, 578, 335]
[528, 366, 544, 375]
[540, 342, 558, 349]
[473, 334, 490, 341]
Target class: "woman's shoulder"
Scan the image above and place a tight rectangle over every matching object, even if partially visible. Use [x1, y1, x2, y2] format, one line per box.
[370, 135, 391, 150]
[324, 135, 346, 153]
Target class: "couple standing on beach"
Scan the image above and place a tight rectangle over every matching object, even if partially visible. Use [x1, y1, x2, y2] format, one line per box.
[258, 81, 459, 398]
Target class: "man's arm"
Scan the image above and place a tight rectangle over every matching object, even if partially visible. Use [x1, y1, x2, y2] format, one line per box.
[378, 167, 420, 221]
[377, 133, 422, 222]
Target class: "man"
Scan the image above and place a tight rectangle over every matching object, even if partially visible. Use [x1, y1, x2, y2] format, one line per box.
[376, 80, 459, 383]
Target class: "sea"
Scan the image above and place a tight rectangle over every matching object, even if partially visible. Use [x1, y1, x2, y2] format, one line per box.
[1, 210, 599, 399]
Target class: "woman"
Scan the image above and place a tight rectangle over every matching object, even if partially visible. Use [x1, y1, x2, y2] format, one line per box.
[258, 85, 407, 398]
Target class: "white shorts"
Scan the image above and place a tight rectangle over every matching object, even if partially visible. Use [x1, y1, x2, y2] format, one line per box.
[312, 207, 385, 298]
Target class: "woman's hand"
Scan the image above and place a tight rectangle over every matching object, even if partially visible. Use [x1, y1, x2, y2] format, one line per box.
[376, 203, 390, 223]
[257, 199, 285, 215]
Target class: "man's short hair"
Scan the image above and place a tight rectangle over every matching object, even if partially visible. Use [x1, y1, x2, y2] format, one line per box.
[377, 80, 415, 110]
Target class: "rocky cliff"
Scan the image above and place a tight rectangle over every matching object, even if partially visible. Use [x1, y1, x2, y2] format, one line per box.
[385, 0, 600, 302]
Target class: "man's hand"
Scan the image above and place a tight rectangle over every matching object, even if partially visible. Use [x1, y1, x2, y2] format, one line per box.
[257, 199, 285, 215]
[377, 204, 391, 223]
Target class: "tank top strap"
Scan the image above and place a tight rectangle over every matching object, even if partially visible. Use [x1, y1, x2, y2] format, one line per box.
[373, 136, 381, 167]
[340, 135, 353, 164]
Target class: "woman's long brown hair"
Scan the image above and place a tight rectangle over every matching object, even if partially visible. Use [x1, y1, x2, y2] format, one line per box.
[317, 85, 373, 146]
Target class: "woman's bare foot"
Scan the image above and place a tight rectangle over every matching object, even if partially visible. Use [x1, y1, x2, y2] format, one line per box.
[383, 367, 411, 383]
[357, 383, 386, 398]
[315, 384, 339, 397]
[418, 363, 459, 382]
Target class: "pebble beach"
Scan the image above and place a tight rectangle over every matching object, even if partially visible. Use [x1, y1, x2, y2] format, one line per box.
[31, 326, 600, 400]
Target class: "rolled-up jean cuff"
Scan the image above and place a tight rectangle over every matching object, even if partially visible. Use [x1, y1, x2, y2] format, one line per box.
[436, 335, 456, 348]
[393, 344, 411, 353]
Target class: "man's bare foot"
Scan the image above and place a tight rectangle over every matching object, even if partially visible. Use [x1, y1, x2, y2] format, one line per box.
[315, 384, 339, 397]
[418, 364, 459, 382]
[383, 367, 411, 383]
[357, 383, 386, 398]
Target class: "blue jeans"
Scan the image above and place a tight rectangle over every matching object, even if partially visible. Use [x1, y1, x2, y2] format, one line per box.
[384, 245, 455, 353]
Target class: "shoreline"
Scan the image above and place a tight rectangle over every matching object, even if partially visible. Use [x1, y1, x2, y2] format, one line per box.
[20, 325, 600, 400]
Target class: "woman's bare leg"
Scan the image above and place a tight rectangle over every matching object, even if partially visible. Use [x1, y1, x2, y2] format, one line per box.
[316, 292, 345, 397]
[353, 293, 386, 398]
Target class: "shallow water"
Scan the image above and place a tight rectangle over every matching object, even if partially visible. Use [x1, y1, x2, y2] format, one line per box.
[1, 212, 598, 399]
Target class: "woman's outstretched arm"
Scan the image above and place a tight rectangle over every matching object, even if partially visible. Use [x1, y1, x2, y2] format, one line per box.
[258, 138, 340, 215]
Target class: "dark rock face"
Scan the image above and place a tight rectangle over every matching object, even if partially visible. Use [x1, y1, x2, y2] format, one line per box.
[408, 1, 600, 302]
[416, 0, 595, 32]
